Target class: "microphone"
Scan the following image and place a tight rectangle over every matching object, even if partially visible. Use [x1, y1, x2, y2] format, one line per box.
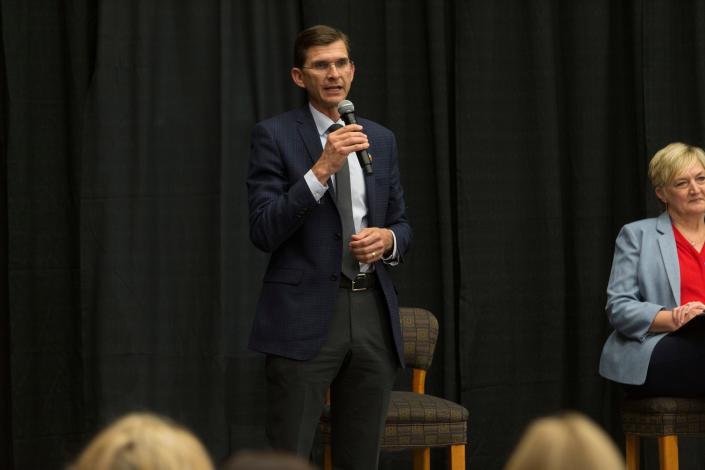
[337, 100, 373, 175]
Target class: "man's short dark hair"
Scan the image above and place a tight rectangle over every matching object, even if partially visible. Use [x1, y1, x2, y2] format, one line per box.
[293, 25, 350, 68]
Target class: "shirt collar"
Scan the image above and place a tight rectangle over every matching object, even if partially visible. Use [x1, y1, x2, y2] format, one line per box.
[309, 103, 344, 137]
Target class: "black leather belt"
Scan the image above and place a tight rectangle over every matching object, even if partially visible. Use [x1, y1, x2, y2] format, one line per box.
[340, 273, 376, 291]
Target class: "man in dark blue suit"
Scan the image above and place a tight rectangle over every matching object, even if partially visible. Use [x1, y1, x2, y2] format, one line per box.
[246, 25, 412, 469]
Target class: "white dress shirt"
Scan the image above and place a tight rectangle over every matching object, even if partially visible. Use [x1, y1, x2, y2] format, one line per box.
[303, 104, 398, 269]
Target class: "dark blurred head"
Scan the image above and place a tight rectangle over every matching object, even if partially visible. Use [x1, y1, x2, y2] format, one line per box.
[223, 450, 316, 470]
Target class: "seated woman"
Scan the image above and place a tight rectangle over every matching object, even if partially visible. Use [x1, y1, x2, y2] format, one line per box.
[600, 142, 705, 397]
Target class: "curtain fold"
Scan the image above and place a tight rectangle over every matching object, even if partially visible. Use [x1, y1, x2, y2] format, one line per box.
[1, 2, 11, 466]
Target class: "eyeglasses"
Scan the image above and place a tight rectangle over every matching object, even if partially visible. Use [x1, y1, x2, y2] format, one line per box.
[301, 58, 353, 73]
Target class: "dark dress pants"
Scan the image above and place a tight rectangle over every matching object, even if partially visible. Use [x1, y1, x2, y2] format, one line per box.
[625, 315, 705, 397]
[265, 282, 399, 470]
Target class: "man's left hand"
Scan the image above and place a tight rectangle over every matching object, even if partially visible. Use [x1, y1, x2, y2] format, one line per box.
[349, 227, 393, 263]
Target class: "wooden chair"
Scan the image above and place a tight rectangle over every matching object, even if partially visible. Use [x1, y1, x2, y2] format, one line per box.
[319, 307, 469, 470]
[622, 397, 705, 470]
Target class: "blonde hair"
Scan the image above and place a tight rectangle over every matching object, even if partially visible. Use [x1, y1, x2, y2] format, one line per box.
[504, 412, 624, 470]
[648, 142, 705, 190]
[71, 413, 214, 470]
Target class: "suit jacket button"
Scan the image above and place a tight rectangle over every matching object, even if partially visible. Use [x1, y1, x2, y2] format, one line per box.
[330, 274, 338, 281]
[335, 232, 342, 240]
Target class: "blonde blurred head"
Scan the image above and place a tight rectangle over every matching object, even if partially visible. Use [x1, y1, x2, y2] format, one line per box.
[70, 413, 214, 470]
[504, 412, 624, 470]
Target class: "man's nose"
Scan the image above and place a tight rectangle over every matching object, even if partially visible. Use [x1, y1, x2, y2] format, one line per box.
[326, 64, 342, 78]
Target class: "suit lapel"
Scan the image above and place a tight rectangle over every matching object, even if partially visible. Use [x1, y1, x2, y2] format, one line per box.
[295, 107, 337, 200]
[657, 211, 680, 305]
[296, 107, 323, 164]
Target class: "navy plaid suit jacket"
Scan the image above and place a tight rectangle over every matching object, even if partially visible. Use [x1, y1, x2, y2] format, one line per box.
[247, 105, 412, 365]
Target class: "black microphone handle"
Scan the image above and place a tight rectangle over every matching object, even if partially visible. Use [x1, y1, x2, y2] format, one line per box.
[340, 112, 373, 175]
[356, 150, 373, 176]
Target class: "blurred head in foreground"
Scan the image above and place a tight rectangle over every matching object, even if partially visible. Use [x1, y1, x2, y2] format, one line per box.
[504, 412, 624, 470]
[70, 412, 214, 470]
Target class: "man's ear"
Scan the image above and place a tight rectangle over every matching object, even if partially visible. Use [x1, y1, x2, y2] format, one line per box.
[291, 68, 305, 89]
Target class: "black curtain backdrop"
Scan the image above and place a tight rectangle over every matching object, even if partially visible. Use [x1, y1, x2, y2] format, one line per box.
[1, 2, 11, 467]
[2, 1, 705, 469]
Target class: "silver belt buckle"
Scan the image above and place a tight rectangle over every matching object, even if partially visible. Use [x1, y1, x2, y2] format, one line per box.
[351, 273, 367, 292]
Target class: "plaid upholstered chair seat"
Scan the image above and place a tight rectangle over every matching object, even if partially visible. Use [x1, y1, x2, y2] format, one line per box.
[382, 391, 468, 448]
[320, 307, 468, 470]
[622, 396, 705, 470]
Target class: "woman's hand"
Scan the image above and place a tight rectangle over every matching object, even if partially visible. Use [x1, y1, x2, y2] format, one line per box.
[649, 301, 705, 333]
[670, 301, 705, 330]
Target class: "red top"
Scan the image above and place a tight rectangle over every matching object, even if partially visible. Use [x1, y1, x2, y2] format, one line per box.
[673, 225, 705, 304]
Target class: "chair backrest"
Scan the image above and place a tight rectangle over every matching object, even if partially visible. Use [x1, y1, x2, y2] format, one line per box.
[399, 307, 439, 371]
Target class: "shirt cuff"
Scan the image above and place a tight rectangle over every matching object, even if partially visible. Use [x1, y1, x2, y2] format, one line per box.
[304, 170, 328, 202]
[382, 229, 400, 266]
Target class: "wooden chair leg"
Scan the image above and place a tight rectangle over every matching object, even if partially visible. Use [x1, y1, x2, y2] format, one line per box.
[323, 444, 333, 470]
[625, 433, 640, 470]
[657, 435, 678, 470]
[448, 444, 466, 470]
[412, 447, 430, 470]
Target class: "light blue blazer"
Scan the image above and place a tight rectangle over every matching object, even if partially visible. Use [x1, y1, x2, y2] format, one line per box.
[599, 211, 679, 385]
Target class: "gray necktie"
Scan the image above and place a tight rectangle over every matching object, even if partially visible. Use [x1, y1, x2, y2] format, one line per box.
[328, 124, 359, 280]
